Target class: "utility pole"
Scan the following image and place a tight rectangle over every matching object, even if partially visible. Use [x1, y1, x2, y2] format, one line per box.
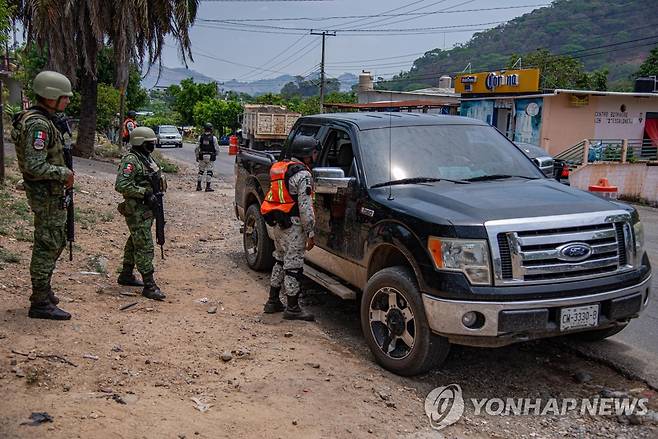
[310, 30, 336, 114]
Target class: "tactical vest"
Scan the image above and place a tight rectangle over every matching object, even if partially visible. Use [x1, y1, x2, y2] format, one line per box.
[260, 161, 310, 226]
[11, 108, 66, 181]
[199, 133, 217, 160]
[122, 118, 137, 140]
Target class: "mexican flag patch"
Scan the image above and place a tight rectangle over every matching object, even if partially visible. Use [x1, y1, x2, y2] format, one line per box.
[123, 163, 134, 175]
[32, 130, 47, 150]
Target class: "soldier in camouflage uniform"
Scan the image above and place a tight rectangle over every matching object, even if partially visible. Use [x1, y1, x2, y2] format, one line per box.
[195, 123, 219, 192]
[261, 136, 320, 321]
[11, 71, 74, 320]
[115, 127, 166, 301]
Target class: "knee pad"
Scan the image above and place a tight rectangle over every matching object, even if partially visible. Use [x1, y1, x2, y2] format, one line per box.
[207, 171, 214, 177]
[284, 267, 304, 281]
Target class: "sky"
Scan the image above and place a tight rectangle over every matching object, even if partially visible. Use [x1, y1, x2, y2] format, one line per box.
[159, 0, 551, 84]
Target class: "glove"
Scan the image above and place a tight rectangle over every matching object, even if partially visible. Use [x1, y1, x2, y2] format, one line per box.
[143, 190, 157, 208]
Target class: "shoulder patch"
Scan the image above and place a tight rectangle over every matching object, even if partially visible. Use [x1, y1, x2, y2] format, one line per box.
[122, 163, 134, 175]
[33, 130, 48, 150]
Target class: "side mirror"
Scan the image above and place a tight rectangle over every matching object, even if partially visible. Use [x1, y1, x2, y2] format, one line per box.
[532, 156, 554, 178]
[313, 167, 354, 194]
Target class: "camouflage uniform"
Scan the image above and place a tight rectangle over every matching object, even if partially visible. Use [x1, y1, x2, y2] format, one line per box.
[115, 150, 160, 276]
[268, 159, 315, 297]
[11, 107, 72, 304]
[195, 134, 219, 184]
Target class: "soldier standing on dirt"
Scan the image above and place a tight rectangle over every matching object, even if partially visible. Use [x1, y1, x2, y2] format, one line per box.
[260, 136, 320, 321]
[10, 71, 75, 320]
[115, 127, 166, 301]
[195, 123, 219, 192]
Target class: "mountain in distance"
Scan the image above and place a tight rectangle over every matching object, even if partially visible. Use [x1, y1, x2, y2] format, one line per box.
[142, 66, 216, 89]
[384, 0, 656, 91]
[142, 65, 359, 96]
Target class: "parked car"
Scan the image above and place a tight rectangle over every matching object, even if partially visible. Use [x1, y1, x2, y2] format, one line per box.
[219, 135, 230, 146]
[153, 125, 183, 148]
[235, 113, 651, 376]
[516, 141, 570, 184]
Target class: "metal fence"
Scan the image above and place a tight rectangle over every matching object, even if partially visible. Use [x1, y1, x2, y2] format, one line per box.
[554, 139, 657, 166]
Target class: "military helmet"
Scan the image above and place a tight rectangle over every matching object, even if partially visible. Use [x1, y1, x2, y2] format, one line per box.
[127, 110, 137, 118]
[289, 135, 321, 158]
[204, 123, 213, 130]
[33, 71, 73, 100]
[130, 126, 157, 146]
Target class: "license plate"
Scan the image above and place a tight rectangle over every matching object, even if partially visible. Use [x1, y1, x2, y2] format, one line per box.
[560, 304, 600, 331]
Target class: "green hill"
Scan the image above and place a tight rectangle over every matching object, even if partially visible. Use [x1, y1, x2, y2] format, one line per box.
[381, 0, 657, 91]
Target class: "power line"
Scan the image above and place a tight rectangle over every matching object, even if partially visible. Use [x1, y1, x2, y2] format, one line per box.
[205, 3, 551, 22]
[239, 34, 309, 81]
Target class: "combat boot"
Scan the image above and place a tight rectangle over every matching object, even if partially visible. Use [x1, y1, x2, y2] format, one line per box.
[47, 289, 60, 305]
[283, 294, 315, 321]
[142, 271, 166, 301]
[263, 286, 285, 314]
[196, 181, 202, 191]
[205, 182, 214, 192]
[117, 264, 144, 287]
[28, 301, 71, 320]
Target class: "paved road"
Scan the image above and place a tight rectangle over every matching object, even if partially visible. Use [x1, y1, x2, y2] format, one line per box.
[157, 141, 236, 183]
[613, 205, 658, 351]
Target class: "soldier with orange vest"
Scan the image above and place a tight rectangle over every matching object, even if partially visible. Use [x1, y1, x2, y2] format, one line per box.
[121, 110, 138, 145]
[261, 136, 320, 321]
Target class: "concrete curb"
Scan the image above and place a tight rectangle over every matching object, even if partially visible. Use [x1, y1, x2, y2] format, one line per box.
[560, 339, 658, 391]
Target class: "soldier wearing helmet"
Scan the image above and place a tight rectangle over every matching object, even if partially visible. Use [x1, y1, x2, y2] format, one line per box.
[260, 135, 321, 321]
[121, 110, 138, 146]
[195, 122, 219, 192]
[10, 70, 74, 320]
[114, 126, 166, 301]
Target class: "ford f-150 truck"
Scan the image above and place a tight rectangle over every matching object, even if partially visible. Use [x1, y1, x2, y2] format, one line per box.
[234, 112, 651, 376]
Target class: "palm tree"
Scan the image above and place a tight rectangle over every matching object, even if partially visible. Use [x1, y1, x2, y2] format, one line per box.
[11, 0, 198, 157]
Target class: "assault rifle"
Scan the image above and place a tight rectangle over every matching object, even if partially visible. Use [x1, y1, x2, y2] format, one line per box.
[54, 114, 75, 261]
[148, 171, 166, 259]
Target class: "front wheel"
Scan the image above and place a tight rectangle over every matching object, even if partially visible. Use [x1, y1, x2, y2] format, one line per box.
[243, 204, 274, 271]
[361, 266, 450, 376]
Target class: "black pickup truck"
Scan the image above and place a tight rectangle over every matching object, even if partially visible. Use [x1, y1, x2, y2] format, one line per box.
[234, 112, 652, 376]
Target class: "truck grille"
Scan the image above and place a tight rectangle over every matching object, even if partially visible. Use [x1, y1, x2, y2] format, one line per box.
[493, 216, 633, 285]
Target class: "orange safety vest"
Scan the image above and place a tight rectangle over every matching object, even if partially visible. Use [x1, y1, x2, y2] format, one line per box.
[121, 118, 137, 140]
[261, 161, 310, 220]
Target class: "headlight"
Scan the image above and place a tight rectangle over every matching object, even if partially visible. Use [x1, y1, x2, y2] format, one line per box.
[633, 221, 644, 265]
[428, 237, 492, 285]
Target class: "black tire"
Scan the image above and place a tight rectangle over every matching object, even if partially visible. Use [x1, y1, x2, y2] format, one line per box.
[568, 324, 627, 342]
[360, 266, 450, 376]
[177, 143, 183, 148]
[243, 204, 274, 271]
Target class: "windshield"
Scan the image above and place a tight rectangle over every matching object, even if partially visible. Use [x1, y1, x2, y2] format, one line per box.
[159, 126, 179, 134]
[359, 124, 543, 186]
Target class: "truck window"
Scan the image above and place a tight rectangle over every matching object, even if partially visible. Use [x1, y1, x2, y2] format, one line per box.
[295, 125, 321, 138]
[321, 129, 355, 177]
[359, 124, 543, 186]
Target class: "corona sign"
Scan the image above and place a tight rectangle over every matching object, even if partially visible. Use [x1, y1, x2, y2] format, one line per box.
[455, 68, 540, 94]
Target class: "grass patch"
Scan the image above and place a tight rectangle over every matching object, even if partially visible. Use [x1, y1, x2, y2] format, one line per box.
[152, 151, 179, 174]
[95, 141, 123, 159]
[0, 247, 21, 264]
[87, 255, 108, 274]
[15, 228, 33, 242]
[99, 211, 115, 222]
[0, 185, 31, 238]
[75, 207, 98, 229]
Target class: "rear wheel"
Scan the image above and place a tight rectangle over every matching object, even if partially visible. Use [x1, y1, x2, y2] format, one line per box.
[360, 266, 450, 376]
[568, 324, 627, 342]
[243, 204, 274, 271]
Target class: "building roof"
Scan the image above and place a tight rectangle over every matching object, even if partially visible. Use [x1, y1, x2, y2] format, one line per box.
[300, 112, 485, 131]
[461, 89, 658, 101]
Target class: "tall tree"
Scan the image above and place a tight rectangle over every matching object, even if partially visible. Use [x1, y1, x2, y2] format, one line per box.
[12, 0, 198, 157]
[635, 45, 658, 78]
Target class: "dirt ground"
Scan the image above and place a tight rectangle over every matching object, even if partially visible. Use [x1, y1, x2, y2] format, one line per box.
[1, 155, 657, 438]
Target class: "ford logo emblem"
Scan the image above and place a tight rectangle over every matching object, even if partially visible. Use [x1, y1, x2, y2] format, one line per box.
[557, 243, 592, 262]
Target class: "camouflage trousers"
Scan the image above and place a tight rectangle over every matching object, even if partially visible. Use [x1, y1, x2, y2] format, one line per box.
[121, 204, 155, 275]
[197, 155, 215, 184]
[269, 219, 306, 297]
[24, 182, 66, 304]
